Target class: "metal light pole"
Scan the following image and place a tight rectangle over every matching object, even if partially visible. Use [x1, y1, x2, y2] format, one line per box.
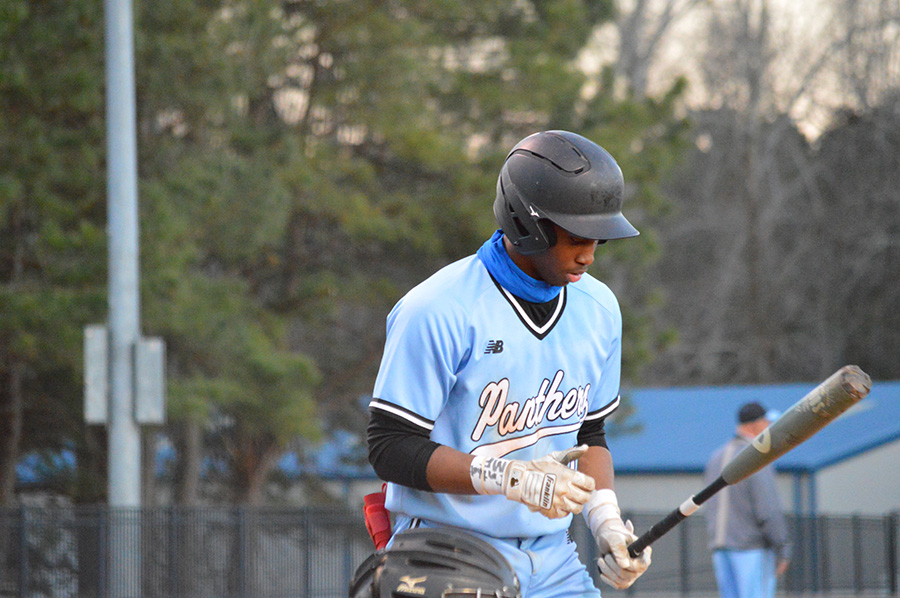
[85, 2, 167, 595]
[104, 0, 142, 593]
[105, 0, 141, 513]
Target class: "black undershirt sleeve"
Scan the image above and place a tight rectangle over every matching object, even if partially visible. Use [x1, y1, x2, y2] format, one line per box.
[577, 416, 609, 449]
[367, 408, 441, 492]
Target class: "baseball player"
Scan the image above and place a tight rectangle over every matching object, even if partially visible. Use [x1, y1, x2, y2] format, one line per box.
[367, 130, 652, 598]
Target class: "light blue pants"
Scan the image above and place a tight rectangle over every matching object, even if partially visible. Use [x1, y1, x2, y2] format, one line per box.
[712, 548, 777, 598]
[394, 516, 602, 598]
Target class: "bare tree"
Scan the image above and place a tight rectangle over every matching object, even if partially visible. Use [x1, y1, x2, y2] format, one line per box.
[643, 0, 900, 384]
[814, 96, 900, 380]
[615, 0, 707, 97]
[831, 0, 900, 112]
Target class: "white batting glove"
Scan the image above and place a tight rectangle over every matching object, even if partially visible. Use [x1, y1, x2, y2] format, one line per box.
[584, 489, 651, 589]
[470, 446, 595, 519]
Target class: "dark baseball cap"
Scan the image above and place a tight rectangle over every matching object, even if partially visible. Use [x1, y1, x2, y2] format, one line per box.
[737, 402, 768, 424]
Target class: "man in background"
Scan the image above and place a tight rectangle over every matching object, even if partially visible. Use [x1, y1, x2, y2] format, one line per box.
[703, 402, 792, 598]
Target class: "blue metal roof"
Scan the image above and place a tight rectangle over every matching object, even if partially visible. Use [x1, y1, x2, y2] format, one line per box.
[20, 381, 896, 488]
[607, 379, 900, 475]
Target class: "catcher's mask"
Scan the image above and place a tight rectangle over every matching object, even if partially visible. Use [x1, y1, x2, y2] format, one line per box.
[348, 527, 522, 598]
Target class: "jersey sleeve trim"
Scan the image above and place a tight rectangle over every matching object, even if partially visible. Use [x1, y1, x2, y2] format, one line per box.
[584, 394, 620, 422]
[369, 398, 435, 431]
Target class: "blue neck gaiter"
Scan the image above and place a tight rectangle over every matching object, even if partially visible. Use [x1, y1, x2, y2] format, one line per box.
[476, 230, 562, 303]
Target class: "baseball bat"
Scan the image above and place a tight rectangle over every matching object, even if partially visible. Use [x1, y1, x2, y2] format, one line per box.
[626, 365, 872, 558]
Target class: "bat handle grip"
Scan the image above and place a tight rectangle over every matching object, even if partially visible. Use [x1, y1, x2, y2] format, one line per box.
[626, 478, 726, 558]
[627, 507, 686, 558]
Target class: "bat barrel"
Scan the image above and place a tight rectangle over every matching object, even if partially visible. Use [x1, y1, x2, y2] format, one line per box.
[721, 365, 871, 484]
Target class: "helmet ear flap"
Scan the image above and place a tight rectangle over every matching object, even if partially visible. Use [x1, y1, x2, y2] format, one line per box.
[494, 173, 555, 255]
[506, 206, 555, 248]
[537, 219, 557, 248]
[507, 204, 530, 240]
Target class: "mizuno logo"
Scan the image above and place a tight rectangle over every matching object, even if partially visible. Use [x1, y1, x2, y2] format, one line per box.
[397, 576, 427, 595]
[485, 340, 504, 354]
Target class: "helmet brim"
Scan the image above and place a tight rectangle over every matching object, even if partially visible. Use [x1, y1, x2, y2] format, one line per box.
[552, 211, 640, 241]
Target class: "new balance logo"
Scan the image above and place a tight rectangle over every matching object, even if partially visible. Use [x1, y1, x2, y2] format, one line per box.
[484, 340, 504, 354]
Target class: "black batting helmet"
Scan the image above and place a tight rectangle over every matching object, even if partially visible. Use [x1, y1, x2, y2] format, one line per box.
[348, 527, 521, 598]
[493, 130, 639, 254]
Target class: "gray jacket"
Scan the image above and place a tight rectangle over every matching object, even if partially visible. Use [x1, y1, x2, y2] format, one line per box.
[703, 435, 792, 561]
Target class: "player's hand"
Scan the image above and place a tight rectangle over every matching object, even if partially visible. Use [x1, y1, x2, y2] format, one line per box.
[594, 517, 651, 589]
[508, 446, 596, 518]
[469, 445, 595, 519]
[583, 489, 651, 589]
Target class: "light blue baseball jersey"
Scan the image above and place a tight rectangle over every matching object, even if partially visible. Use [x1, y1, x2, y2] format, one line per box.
[370, 250, 622, 540]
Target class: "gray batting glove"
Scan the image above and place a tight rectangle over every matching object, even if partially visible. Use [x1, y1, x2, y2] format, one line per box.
[470, 445, 595, 519]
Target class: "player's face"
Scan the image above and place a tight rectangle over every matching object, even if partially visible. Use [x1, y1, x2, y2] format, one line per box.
[526, 224, 601, 286]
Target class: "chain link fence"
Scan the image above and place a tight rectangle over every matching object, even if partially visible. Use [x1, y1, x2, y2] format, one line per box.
[1, 507, 897, 598]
